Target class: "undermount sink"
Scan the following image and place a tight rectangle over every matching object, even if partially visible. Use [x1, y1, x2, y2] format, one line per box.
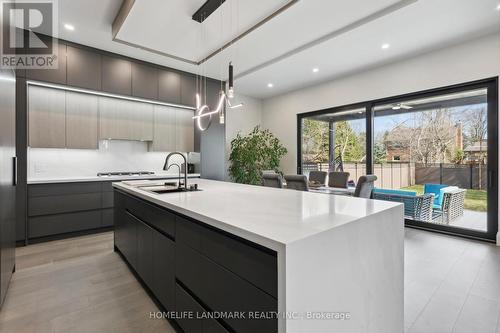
[138, 184, 201, 194]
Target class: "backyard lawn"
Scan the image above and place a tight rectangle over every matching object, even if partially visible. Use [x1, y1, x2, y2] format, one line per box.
[401, 185, 487, 212]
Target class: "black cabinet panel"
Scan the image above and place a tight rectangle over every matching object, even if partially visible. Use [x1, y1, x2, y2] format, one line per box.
[102, 192, 114, 208]
[180, 74, 196, 107]
[28, 193, 102, 216]
[28, 210, 101, 238]
[124, 194, 175, 238]
[132, 62, 158, 100]
[114, 192, 126, 252]
[29, 182, 102, 197]
[136, 217, 153, 288]
[121, 211, 138, 269]
[101, 182, 114, 192]
[67, 46, 101, 90]
[152, 231, 175, 311]
[102, 55, 132, 96]
[101, 208, 113, 227]
[26, 41, 67, 84]
[175, 283, 230, 333]
[177, 217, 278, 298]
[159, 70, 181, 104]
[176, 243, 278, 333]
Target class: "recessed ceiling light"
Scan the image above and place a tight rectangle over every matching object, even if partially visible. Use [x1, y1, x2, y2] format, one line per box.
[496, 4, 500, 10]
[312, 67, 319, 73]
[267, 83, 274, 88]
[64, 24, 75, 31]
[381, 43, 390, 50]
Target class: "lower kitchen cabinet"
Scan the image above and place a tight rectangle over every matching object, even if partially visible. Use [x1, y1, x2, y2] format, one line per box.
[152, 231, 175, 311]
[113, 190, 278, 333]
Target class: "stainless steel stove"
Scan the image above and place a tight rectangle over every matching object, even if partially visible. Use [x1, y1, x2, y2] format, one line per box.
[97, 171, 155, 177]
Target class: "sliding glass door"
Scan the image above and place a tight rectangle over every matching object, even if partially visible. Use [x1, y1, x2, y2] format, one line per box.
[297, 78, 498, 241]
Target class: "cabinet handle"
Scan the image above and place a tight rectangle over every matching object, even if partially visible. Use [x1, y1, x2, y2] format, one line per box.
[13, 156, 18, 186]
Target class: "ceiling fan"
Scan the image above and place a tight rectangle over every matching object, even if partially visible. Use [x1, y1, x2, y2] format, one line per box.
[392, 103, 413, 110]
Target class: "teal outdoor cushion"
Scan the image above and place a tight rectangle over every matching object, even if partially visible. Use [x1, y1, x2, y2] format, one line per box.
[424, 183, 448, 206]
[372, 188, 417, 197]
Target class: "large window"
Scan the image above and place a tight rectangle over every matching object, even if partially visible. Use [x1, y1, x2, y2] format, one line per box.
[297, 78, 498, 241]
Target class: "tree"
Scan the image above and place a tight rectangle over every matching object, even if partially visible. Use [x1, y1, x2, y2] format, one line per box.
[463, 106, 487, 189]
[334, 121, 364, 162]
[302, 119, 329, 163]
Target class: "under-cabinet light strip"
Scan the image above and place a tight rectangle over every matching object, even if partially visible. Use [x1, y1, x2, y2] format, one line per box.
[26, 80, 196, 111]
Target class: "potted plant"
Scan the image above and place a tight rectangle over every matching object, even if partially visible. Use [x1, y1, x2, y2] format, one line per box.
[228, 126, 287, 185]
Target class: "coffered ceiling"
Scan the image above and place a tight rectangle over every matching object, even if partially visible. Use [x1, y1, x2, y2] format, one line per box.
[55, 0, 500, 98]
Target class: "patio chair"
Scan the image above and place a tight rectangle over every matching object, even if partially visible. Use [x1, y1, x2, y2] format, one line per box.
[432, 188, 466, 224]
[423, 183, 448, 209]
[353, 175, 377, 198]
[372, 188, 434, 222]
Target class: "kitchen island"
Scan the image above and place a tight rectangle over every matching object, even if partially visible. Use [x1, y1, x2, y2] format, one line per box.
[113, 179, 404, 333]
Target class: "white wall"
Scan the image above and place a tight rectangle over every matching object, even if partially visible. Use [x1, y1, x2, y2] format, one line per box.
[262, 32, 500, 175]
[225, 93, 263, 180]
[28, 140, 187, 179]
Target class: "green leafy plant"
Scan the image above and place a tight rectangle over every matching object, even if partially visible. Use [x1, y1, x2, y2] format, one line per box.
[229, 126, 288, 185]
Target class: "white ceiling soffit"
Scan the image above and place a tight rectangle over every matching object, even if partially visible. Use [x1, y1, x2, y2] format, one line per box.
[55, 0, 500, 99]
[113, 0, 296, 65]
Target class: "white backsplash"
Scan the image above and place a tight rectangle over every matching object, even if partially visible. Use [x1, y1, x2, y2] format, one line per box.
[28, 140, 187, 179]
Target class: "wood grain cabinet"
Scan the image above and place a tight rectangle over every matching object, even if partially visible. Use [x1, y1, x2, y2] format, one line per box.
[150, 106, 194, 152]
[28, 85, 66, 148]
[159, 70, 181, 104]
[99, 97, 153, 141]
[102, 55, 132, 96]
[66, 91, 98, 149]
[67, 46, 101, 90]
[26, 41, 67, 84]
[180, 74, 196, 107]
[132, 62, 158, 100]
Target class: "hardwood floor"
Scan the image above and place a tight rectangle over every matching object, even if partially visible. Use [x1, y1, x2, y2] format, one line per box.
[1, 229, 500, 333]
[0, 232, 174, 333]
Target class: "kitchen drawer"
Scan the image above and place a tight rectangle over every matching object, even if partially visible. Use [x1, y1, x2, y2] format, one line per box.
[28, 193, 102, 216]
[175, 282, 229, 333]
[176, 217, 278, 298]
[28, 210, 102, 238]
[123, 193, 175, 238]
[136, 216, 154, 288]
[101, 208, 114, 227]
[176, 243, 278, 333]
[101, 182, 114, 192]
[102, 191, 114, 208]
[152, 231, 175, 311]
[28, 182, 102, 197]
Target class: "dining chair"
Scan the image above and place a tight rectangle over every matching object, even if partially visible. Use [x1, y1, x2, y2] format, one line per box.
[308, 171, 327, 186]
[328, 172, 350, 188]
[285, 175, 309, 191]
[262, 173, 284, 188]
[353, 175, 377, 198]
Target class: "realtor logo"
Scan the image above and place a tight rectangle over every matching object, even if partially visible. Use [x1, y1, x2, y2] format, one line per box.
[1, 0, 58, 69]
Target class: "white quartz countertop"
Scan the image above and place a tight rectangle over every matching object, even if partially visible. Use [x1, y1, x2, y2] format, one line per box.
[113, 179, 402, 250]
[28, 173, 201, 184]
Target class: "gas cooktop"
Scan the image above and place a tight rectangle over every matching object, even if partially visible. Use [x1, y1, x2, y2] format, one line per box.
[97, 171, 155, 177]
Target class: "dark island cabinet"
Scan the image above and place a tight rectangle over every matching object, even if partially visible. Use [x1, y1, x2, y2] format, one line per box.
[113, 189, 278, 333]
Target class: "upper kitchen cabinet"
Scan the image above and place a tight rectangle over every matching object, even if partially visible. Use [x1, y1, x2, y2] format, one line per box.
[102, 55, 132, 96]
[158, 70, 181, 105]
[66, 91, 98, 149]
[28, 85, 66, 148]
[176, 108, 195, 153]
[67, 46, 101, 90]
[150, 105, 176, 152]
[99, 97, 153, 141]
[132, 62, 158, 100]
[180, 74, 196, 107]
[26, 41, 67, 85]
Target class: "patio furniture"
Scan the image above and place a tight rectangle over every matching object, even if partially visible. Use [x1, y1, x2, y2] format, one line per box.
[423, 183, 448, 209]
[285, 175, 309, 191]
[328, 171, 350, 188]
[353, 175, 377, 198]
[432, 188, 466, 224]
[262, 173, 283, 188]
[372, 188, 434, 221]
[308, 171, 327, 186]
